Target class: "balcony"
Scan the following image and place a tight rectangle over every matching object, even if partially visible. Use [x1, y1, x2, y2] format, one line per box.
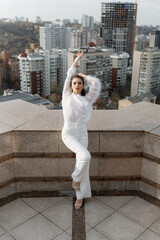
[0, 100, 160, 240]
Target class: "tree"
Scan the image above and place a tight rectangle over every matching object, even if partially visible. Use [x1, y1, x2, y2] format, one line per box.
[109, 91, 119, 109]
[96, 98, 106, 109]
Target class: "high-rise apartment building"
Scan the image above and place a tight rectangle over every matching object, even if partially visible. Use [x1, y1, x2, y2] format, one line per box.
[70, 30, 82, 49]
[39, 24, 55, 51]
[18, 53, 44, 95]
[40, 24, 72, 51]
[36, 49, 67, 96]
[101, 2, 137, 64]
[110, 52, 129, 90]
[53, 49, 67, 92]
[40, 50, 58, 96]
[73, 19, 79, 24]
[0, 60, 3, 92]
[8, 57, 20, 89]
[0, 50, 20, 91]
[70, 29, 99, 49]
[130, 51, 142, 97]
[131, 47, 160, 96]
[81, 14, 94, 31]
[35, 16, 42, 24]
[149, 30, 160, 48]
[62, 19, 71, 25]
[65, 27, 72, 50]
[1, 51, 11, 87]
[134, 35, 149, 51]
[68, 46, 115, 101]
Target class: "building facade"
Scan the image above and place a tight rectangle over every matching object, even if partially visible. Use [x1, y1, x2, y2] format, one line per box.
[0, 60, 3, 92]
[134, 35, 149, 51]
[38, 49, 67, 96]
[0, 50, 20, 91]
[8, 57, 20, 89]
[81, 14, 94, 31]
[53, 49, 67, 92]
[131, 47, 160, 97]
[130, 51, 142, 97]
[149, 30, 160, 49]
[40, 24, 72, 51]
[101, 2, 137, 64]
[110, 52, 129, 90]
[39, 24, 55, 51]
[70, 28, 99, 49]
[18, 53, 44, 95]
[68, 46, 115, 102]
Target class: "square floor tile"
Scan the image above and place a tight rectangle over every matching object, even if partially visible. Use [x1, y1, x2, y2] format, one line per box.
[86, 229, 109, 240]
[85, 223, 92, 233]
[52, 232, 71, 240]
[10, 214, 62, 240]
[42, 197, 72, 230]
[0, 233, 15, 240]
[95, 211, 145, 240]
[22, 197, 64, 212]
[150, 218, 160, 236]
[85, 198, 114, 227]
[94, 196, 135, 210]
[119, 197, 160, 228]
[65, 227, 72, 236]
[136, 229, 160, 240]
[66, 197, 73, 202]
[0, 199, 37, 231]
[0, 226, 6, 237]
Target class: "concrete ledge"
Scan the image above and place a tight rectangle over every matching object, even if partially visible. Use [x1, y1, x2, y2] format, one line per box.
[1, 100, 160, 204]
[0, 132, 13, 158]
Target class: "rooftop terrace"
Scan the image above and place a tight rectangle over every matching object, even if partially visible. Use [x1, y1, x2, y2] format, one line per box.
[0, 100, 160, 240]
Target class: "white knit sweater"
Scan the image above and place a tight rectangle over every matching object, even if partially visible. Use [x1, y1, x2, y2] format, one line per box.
[62, 66, 101, 123]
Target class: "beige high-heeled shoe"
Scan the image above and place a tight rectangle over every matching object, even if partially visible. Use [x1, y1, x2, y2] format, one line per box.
[74, 199, 83, 209]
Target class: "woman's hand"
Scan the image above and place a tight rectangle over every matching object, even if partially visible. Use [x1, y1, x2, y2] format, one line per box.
[78, 73, 87, 79]
[72, 51, 83, 68]
[76, 51, 83, 60]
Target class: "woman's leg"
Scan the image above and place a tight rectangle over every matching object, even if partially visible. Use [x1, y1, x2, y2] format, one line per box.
[62, 127, 92, 199]
[75, 136, 92, 200]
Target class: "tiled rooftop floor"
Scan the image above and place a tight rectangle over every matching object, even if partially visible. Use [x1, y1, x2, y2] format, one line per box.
[0, 196, 160, 240]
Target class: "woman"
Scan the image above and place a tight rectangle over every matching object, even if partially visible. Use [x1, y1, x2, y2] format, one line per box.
[61, 51, 101, 209]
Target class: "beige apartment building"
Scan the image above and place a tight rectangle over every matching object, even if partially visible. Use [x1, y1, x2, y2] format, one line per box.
[110, 52, 129, 89]
[68, 46, 115, 102]
[131, 47, 160, 97]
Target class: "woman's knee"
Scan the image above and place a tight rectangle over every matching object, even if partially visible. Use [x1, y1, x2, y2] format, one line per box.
[87, 151, 91, 161]
[80, 150, 91, 162]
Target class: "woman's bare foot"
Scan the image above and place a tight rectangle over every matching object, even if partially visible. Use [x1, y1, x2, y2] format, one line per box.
[72, 180, 80, 191]
[74, 199, 83, 209]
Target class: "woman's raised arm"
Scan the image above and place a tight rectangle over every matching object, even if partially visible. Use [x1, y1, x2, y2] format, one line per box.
[62, 51, 83, 98]
[78, 73, 101, 104]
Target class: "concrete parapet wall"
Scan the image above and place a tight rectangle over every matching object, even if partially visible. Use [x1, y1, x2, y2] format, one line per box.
[0, 130, 160, 201]
[0, 100, 160, 203]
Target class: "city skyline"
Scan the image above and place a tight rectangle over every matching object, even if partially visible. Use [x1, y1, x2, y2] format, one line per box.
[0, 0, 160, 26]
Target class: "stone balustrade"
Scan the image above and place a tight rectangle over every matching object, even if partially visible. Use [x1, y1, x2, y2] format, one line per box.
[0, 99, 160, 205]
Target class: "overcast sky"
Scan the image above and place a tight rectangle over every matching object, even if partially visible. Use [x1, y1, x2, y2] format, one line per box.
[0, 0, 160, 26]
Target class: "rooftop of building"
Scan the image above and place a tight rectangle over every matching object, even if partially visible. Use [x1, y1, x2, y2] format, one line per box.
[18, 52, 43, 60]
[127, 92, 156, 103]
[0, 90, 54, 109]
[0, 99, 160, 133]
[69, 46, 114, 54]
[143, 47, 160, 52]
[0, 100, 160, 239]
[102, 2, 137, 5]
[110, 52, 130, 58]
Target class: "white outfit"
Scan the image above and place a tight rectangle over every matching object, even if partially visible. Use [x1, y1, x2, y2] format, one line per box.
[61, 65, 101, 199]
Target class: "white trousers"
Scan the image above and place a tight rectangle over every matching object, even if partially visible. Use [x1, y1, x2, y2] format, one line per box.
[61, 121, 92, 200]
